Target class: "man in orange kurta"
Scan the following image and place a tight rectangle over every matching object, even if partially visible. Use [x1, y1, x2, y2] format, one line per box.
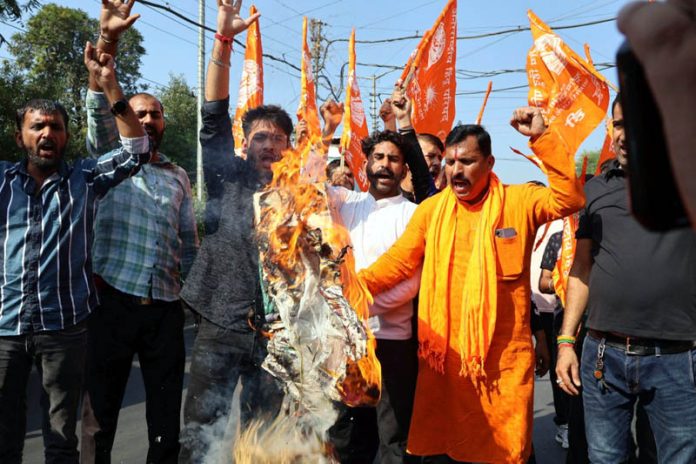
[359, 107, 585, 463]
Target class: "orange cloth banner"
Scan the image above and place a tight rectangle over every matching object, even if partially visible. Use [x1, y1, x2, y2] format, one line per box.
[595, 124, 616, 174]
[553, 158, 588, 307]
[232, 5, 263, 153]
[510, 146, 548, 175]
[297, 17, 322, 144]
[399, 0, 457, 141]
[340, 29, 369, 192]
[526, 10, 609, 158]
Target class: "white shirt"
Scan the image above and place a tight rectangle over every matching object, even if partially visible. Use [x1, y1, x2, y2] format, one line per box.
[530, 219, 563, 314]
[329, 187, 421, 340]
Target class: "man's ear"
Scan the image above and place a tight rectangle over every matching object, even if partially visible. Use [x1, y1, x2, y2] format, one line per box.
[487, 154, 495, 170]
[15, 130, 24, 150]
[399, 163, 410, 181]
[241, 137, 249, 157]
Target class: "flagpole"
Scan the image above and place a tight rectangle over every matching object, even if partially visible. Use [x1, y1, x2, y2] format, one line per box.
[475, 81, 493, 125]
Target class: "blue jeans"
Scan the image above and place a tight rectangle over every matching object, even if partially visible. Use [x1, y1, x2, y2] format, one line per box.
[582, 334, 696, 464]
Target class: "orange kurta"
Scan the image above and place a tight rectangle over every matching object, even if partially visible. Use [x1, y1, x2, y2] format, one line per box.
[359, 128, 584, 463]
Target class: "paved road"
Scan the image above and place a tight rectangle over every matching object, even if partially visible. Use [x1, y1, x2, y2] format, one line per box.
[23, 327, 568, 463]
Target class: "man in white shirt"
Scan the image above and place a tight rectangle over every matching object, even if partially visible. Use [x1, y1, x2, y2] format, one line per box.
[328, 90, 430, 464]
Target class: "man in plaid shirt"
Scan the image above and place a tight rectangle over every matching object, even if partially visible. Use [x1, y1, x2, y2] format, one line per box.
[79, 2, 198, 463]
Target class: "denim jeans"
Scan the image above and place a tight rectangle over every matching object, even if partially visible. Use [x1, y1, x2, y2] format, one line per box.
[178, 318, 282, 464]
[0, 321, 87, 464]
[582, 334, 696, 464]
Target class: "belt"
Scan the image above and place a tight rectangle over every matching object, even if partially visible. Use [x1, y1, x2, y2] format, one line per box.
[103, 284, 163, 307]
[588, 329, 696, 356]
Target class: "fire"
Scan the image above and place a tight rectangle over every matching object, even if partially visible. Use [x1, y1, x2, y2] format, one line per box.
[254, 137, 382, 436]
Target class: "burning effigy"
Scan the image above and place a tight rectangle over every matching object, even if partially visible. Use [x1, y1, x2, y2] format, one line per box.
[251, 141, 381, 445]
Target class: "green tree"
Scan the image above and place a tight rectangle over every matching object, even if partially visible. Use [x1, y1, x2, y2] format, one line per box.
[0, 0, 40, 44]
[3, 3, 145, 161]
[576, 148, 600, 177]
[157, 74, 198, 176]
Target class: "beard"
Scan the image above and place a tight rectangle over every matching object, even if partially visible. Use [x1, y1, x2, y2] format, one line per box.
[145, 125, 164, 151]
[26, 141, 63, 172]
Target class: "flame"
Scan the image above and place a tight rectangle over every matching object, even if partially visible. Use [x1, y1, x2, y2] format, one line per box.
[256, 137, 382, 408]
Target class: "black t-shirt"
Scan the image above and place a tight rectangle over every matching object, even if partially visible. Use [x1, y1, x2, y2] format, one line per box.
[576, 161, 696, 340]
[541, 231, 562, 271]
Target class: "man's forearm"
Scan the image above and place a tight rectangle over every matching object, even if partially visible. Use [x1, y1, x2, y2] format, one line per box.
[560, 273, 589, 337]
[101, 80, 144, 139]
[86, 90, 120, 156]
[90, 36, 118, 92]
[206, 37, 232, 101]
[400, 130, 433, 203]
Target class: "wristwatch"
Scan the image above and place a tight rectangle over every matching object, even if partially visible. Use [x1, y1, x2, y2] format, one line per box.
[110, 99, 129, 116]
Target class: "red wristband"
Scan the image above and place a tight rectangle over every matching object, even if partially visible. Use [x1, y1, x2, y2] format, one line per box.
[215, 32, 233, 44]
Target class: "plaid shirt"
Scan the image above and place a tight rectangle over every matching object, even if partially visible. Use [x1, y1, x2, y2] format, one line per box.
[0, 138, 150, 336]
[86, 90, 199, 302]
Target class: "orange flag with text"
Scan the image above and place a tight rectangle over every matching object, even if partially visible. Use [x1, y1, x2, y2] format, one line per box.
[526, 10, 608, 306]
[399, 0, 457, 141]
[232, 5, 263, 154]
[526, 10, 609, 158]
[553, 158, 588, 307]
[340, 29, 369, 192]
[297, 17, 322, 144]
[595, 123, 616, 174]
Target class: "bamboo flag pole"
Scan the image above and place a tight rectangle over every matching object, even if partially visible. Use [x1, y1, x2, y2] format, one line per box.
[584, 43, 619, 93]
[475, 81, 493, 125]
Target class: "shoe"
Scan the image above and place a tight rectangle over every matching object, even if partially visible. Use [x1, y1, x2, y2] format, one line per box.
[554, 424, 569, 449]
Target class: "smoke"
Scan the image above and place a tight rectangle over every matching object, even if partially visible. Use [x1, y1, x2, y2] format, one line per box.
[179, 384, 241, 464]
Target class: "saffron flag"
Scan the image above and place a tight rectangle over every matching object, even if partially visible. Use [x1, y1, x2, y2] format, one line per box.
[340, 29, 369, 192]
[297, 17, 322, 144]
[510, 146, 547, 176]
[232, 5, 263, 154]
[399, 0, 457, 141]
[526, 10, 609, 158]
[552, 158, 589, 307]
[595, 122, 616, 174]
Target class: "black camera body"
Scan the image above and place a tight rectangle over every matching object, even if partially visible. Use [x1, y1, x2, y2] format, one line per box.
[616, 40, 689, 231]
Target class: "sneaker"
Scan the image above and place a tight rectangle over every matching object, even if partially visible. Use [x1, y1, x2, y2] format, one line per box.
[554, 424, 569, 449]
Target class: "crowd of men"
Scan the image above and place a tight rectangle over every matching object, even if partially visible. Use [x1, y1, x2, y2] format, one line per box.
[1, 0, 695, 463]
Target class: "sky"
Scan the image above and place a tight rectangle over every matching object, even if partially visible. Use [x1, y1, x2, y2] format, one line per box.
[0, 0, 631, 184]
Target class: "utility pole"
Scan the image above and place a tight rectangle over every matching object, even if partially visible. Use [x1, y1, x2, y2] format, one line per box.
[196, 0, 205, 201]
[309, 19, 325, 77]
[370, 74, 379, 132]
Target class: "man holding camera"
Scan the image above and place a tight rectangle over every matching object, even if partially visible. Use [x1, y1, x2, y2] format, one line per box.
[555, 95, 696, 463]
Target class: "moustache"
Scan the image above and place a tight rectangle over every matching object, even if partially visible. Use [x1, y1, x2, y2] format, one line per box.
[451, 174, 469, 184]
[373, 168, 395, 180]
[38, 140, 56, 150]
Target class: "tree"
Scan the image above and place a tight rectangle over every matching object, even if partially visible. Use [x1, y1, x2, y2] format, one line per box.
[0, 0, 40, 45]
[2, 3, 145, 161]
[576, 148, 600, 177]
[156, 74, 198, 176]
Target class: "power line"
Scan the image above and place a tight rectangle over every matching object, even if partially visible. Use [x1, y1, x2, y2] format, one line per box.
[136, 0, 302, 73]
[326, 16, 616, 45]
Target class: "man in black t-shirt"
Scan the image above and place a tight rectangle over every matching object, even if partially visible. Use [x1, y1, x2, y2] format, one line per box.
[555, 96, 696, 463]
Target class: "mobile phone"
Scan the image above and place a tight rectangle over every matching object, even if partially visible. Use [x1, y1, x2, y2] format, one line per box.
[616, 40, 689, 231]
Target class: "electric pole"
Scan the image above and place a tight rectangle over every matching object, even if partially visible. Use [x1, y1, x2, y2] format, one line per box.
[309, 19, 325, 78]
[196, 0, 205, 201]
[371, 74, 379, 132]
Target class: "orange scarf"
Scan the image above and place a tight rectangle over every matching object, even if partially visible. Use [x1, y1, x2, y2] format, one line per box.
[418, 174, 504, 379]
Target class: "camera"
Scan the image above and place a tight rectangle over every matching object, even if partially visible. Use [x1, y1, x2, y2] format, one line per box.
[616, 40, 689, 231]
